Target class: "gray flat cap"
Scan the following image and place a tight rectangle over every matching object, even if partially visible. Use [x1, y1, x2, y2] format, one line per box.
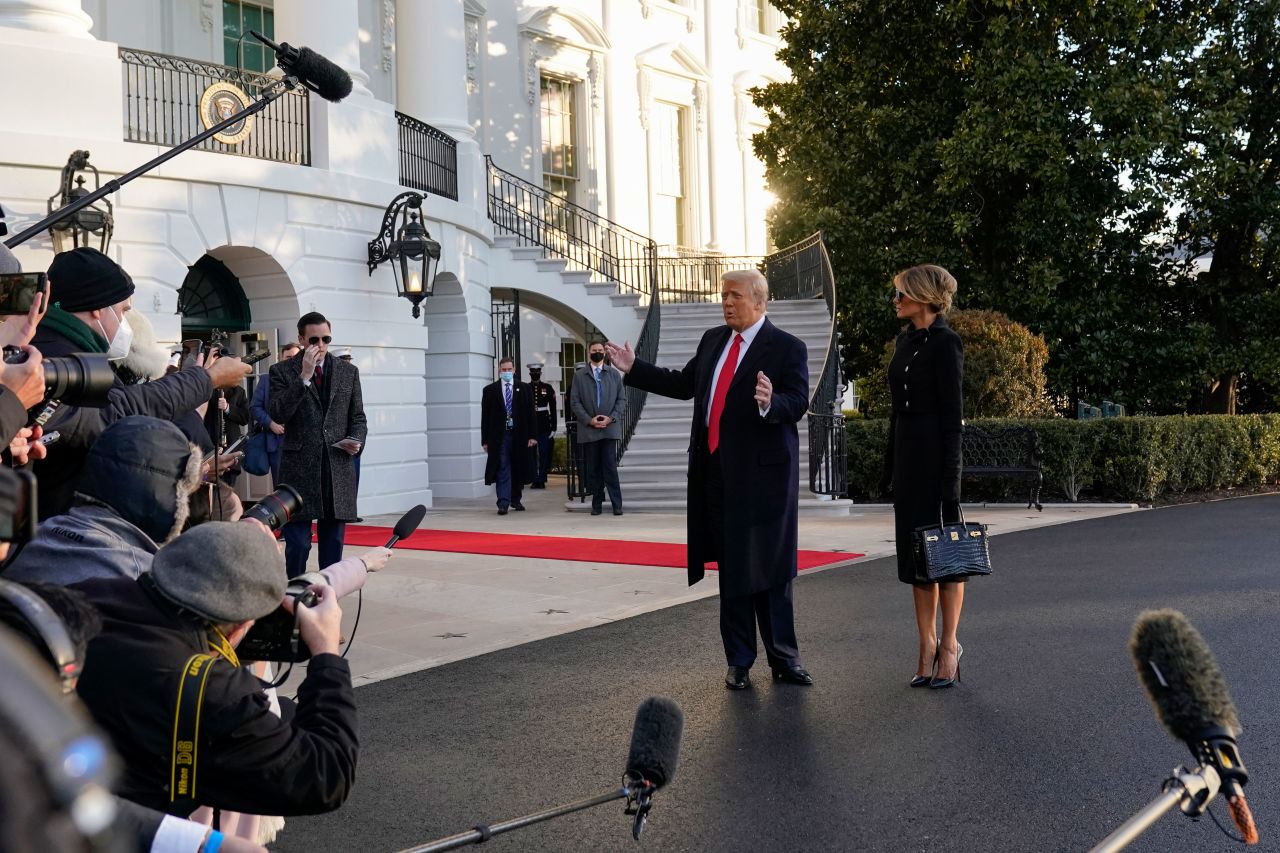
[150, 522, 286, 623]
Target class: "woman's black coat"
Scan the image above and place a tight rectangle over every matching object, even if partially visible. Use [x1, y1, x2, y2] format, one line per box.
[883, 314, 964, 584]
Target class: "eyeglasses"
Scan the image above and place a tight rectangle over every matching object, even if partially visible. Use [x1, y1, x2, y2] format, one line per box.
[892, 291, 910, 303]
[307, 335, 333, 345]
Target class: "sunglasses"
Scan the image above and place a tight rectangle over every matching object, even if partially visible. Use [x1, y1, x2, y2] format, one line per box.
[307, 335, 333, 345]
[892, 291, 911, 303]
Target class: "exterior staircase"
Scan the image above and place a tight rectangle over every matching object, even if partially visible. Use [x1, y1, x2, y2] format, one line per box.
[489, 233, 646, 344]
[582, 300, 854, 516]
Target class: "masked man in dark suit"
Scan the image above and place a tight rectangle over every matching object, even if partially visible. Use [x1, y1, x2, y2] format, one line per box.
[607, 270, 813, 690]
[269, 312, 367, 578]
[481, 357, 536, 515]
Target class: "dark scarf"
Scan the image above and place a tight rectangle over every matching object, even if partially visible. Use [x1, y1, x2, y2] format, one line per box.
[41, 306, 109, 353]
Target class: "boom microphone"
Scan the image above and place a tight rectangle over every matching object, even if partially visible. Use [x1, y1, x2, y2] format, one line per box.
[386, 504, 427, 549]
[1130, 610, 1258, 844]
[248, 30, 353, 102]
[625, 696, 684, 790]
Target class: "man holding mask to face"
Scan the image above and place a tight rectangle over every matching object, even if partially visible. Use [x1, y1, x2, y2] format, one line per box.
[268, 312, 367, 577]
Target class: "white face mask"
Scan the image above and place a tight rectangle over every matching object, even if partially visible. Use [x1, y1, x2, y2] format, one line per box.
[99, 307, 134, 361]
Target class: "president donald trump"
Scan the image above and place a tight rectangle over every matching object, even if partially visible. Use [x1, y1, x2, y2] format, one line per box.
[607, 269, 812, 690]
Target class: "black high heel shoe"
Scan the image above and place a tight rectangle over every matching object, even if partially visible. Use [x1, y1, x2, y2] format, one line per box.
[929, 643, 963, 689]
[909, 644, 939, 688]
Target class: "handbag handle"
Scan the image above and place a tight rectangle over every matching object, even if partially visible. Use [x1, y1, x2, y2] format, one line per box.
[937, 500, 965, 529]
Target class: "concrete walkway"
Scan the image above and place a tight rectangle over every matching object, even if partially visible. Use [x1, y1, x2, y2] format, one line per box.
[302, 478, 1138, 688]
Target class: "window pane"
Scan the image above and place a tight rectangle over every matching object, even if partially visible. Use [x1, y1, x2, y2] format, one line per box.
[223, 1, 240, 38]
[242, 4, 261, 36]
[263, 8, 273, 39]
[224, 38, 238, 67]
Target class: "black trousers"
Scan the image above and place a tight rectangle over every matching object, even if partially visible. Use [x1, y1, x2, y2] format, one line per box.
[704, 450, 800, 669]
[581, 439, 622, 510]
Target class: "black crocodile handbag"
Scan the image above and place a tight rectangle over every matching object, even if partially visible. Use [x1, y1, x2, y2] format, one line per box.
[912, 504, 993, 581]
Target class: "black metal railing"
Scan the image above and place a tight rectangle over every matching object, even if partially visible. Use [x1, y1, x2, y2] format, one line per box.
[798, 232, 848, 496]
[655, 253, 766, 303]
[120, 47, 310, 166]
[397, 111, 458, 200]
[486, 156, 658, 300]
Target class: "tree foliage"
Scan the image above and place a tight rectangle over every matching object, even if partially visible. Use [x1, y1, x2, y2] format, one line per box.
[755, 0, 1278, 414]
[859, 309, 1051, 419]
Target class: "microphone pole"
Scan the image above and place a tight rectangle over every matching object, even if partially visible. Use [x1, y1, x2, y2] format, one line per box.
[5, 78, 299, 249]
[1090, 765, 1221, 853]
[397, 782, 655, 853]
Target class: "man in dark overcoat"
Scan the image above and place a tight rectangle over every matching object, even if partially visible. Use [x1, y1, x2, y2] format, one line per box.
[481, 356, 537, 514]
[607, 269, 813, 690]
[269, 312, 367, 577]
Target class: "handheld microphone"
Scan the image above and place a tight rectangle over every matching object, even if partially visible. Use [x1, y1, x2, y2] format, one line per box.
[248, 30, 353, 102]
[1130, 610, 1258, 844]
[385, 504, 427, 549]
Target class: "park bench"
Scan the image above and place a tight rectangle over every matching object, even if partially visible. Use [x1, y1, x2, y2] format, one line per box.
[962, 424, 1043, 510]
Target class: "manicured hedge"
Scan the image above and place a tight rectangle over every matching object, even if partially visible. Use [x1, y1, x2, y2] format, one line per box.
[846, 415, 1280, 503]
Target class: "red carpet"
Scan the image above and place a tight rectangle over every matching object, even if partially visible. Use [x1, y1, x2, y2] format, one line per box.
[341, 526, 859, 570]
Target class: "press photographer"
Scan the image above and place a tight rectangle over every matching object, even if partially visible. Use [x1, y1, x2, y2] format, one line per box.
[4, 416, 202, 584]
[29, 247, 252, 519]
[72, 521, 359, 817]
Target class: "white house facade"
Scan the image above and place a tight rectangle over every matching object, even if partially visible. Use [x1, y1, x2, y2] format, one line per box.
[0, 0, 834, 515]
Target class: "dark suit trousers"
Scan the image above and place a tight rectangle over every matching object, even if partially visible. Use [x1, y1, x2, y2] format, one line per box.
[496, 433, 522, 508]
[283, 517, 345, 579]
[705, 450, 800, 669]
[582, 439, 621, 510]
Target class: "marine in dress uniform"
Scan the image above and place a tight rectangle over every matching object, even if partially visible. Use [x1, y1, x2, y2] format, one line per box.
[528, 363, 558, 489]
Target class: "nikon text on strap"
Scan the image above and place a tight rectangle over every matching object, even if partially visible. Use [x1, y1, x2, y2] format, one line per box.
[169, 653, 215, 812]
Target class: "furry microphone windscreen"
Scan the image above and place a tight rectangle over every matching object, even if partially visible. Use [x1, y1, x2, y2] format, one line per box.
[1129, 609, 1240, 742]
[625, 697, 684, 790]
[290, 46, 353, 102]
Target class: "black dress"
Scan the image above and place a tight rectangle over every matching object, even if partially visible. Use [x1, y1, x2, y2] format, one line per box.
[883, 314, 965, 584]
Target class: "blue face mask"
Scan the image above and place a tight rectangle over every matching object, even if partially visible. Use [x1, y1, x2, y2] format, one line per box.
[500, 371, 514, 383]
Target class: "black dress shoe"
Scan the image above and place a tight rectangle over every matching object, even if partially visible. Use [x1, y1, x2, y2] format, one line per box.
[772, 665, 814, 686]
[725, 666, 751, 690]
[531, 482, 546, 489]
[591, 506, 603, 516]
[612, 507, 623, 516]
[512, 502, 526, 511]
[497, 507, 508, 515]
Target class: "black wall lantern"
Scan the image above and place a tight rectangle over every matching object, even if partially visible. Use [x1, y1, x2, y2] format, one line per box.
[47, 150, 114, 255]
[368, 191, 442, 318]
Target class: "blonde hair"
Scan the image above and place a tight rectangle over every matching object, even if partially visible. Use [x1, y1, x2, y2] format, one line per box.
[893, 264, 958, 314]
[721, 268, 769, 306]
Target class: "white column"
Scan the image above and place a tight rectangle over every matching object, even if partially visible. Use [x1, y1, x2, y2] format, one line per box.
[273, 0, 372, 99]
[396, 0, 473, 141]
[0, 0, 93, 36]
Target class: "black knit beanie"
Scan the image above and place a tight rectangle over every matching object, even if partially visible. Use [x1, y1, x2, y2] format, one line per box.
[46, 248, 135, 312]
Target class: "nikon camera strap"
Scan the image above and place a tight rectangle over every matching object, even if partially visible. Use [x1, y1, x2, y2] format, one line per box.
[169, 653, 215, 813]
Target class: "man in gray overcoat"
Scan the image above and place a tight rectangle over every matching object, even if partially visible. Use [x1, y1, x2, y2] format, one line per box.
[269, 311, 367, 577]
[571, 340, 625, 515]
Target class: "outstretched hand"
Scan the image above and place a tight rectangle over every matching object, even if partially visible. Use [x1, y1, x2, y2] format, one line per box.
[604, 341, 634, 373]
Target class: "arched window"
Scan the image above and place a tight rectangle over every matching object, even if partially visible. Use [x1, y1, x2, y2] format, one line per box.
[178, 255, 251, 333]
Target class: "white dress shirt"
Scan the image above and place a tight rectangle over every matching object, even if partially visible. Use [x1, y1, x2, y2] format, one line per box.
[705, 314, 770, 423]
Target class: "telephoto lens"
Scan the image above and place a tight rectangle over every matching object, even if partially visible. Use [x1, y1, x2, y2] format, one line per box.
[2, 347, 115, 406]
[243, 484, 303, 531]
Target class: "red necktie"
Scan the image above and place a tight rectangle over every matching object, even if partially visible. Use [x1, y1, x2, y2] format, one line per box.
[314, 363, 324, 387]
[707, 334, 743, 454]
